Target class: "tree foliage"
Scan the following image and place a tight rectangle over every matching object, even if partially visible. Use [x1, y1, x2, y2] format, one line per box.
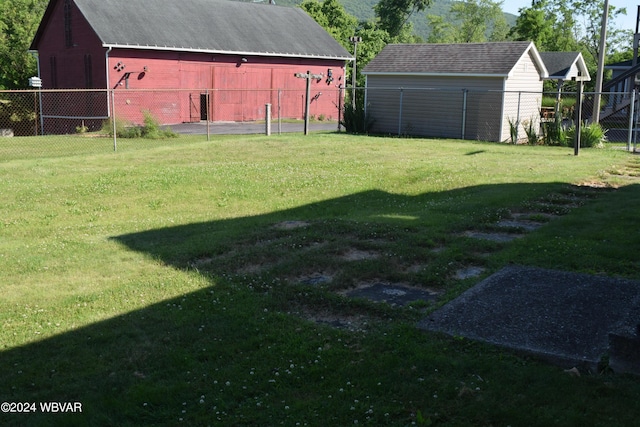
[0, 0, 47, 89]
[449, 0, 508, 42]
[507, 1, 556, 50]
[508, 0, 633, 90]
[425, 0, 508, 43]
[425, 14, 456, 43]
[572, 0, 630, 60]
[510, 0, 630, 57]
[374, 0, 432, 39]
[300, 0, 358, 52]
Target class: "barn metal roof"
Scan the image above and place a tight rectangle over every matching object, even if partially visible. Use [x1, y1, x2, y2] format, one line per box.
[362, 41, 548, 78]
[31, 0, 352, 61]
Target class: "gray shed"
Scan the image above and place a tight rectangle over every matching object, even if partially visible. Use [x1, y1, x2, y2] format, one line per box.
[362, 41, 549, 142]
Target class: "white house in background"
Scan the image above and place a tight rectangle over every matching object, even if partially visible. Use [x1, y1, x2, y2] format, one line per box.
[362, 41, 548, 142]
[538, 51, 591, 119]
[602, 59, 640, 119]
[540, 51, 590, 84]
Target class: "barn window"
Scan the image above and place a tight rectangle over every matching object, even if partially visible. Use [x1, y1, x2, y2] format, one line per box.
[50, 56, 58, 88]
[84, 54, 93, 88]
[64, 0, 73, 47]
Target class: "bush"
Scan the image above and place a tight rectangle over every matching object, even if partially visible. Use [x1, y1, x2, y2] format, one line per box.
[0, 96, 37, 136]
[522, 119, 539, 145]
[507, 117, 520, 144]
[341, 103, 373, 134]
[100, 116, 138, 138]
[101, 111, 178, 139]
[566, 122, 607, 148]
[140, 111, 178, 139]
[541, 118, 569, 146]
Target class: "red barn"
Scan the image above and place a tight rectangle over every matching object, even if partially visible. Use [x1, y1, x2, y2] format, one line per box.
[29, 0, 352, 128]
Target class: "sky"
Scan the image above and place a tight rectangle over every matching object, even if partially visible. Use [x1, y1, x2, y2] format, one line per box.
[501, 1, 639, 32]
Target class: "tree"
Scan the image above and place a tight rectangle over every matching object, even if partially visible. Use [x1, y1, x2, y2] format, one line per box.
[508, 1, 556, 50]
[572, 1, 630, 61]
[353, 21, 390, 88]
[426, 0, 508, 44]
[374, 0, 432, 39]
[509, 0, 631, 91]
[0, 0, 48, 89]
[449, 0, 508, 43]
[300, 0, 358, 52]
[300, 0, 388, 99]
[425, 15, 456, 43]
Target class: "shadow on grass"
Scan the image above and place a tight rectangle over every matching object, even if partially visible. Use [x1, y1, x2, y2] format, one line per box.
[2, 182, 638, 426]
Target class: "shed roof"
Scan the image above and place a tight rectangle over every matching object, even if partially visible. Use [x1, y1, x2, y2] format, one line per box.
[31, 0, 352, 61]
[362, 41, 548, 78]
[539, 51, 591, 81]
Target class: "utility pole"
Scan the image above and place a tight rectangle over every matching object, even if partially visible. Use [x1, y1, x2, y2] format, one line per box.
[349, 36, 362, 109]
[592, 0, 610, 124]
[294, 70, 323, 135]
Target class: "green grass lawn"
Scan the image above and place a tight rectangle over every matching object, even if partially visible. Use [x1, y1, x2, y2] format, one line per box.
[1, 133, 640, 426]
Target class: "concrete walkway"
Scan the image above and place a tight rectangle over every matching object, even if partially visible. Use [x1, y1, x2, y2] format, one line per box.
[418, 265, 640, 374]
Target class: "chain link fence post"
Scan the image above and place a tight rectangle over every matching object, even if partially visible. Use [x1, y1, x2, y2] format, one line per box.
[111, 89, 117, 152]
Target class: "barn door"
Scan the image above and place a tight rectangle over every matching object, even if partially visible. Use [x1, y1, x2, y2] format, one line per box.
[200, 94, 208, 121]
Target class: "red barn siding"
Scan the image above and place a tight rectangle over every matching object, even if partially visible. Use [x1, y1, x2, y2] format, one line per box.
[109, 51, 345, 125]
[33, 1, 347, 129]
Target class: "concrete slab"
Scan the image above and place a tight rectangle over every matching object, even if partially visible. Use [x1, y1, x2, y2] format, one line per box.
[418, 265, 640, 372]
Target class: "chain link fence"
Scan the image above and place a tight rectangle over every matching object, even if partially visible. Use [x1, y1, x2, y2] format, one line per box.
[359, 87, 640, 147]
[0, 88, 344, 159]
[1, 87, 638, 159]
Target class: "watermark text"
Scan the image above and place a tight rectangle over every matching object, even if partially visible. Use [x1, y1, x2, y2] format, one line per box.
[1, 401, 82, 413]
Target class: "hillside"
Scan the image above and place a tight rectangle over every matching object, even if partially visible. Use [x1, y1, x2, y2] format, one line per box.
[250, 0, 518, 41]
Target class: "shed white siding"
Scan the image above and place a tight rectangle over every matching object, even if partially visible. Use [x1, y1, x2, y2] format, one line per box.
[502, 51, 545, 141]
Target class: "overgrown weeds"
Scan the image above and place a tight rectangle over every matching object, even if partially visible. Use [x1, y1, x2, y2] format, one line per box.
[101, 110, 178, 139]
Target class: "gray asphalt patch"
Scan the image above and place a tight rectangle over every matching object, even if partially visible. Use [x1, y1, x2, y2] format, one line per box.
[418, 265, 640, 372]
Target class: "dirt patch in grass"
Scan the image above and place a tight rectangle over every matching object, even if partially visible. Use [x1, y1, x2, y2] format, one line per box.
[454, 266, 486, 280]
[495, 218, 544, 232]
[237, 263, 270, 275]
[273, 220, 311, 230]
[297, 272, 334, 286]
[340, 248, 380, 261]
[295, 307, 371, 332]
[405, 263, 427, 273]
[462, 230, 524, 242]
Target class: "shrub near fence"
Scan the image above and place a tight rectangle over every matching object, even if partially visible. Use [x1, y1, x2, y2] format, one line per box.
[0, 91, 41, 137]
